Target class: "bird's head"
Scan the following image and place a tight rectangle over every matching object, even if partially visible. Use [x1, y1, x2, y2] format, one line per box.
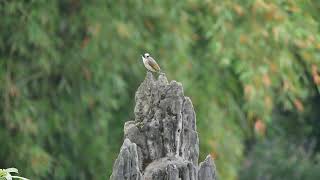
[142, 53, 150, 58]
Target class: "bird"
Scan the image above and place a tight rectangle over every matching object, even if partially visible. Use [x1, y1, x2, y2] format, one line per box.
[141, 53, 162, 73]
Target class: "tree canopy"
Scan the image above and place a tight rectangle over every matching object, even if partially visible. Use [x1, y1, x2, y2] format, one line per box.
[0, 1, 319, 179]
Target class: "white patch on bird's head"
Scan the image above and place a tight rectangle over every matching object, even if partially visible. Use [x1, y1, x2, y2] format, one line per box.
[144, 53, 150, 58]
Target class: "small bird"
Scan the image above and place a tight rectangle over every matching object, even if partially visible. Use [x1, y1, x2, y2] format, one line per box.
[141, 53, 161, 73]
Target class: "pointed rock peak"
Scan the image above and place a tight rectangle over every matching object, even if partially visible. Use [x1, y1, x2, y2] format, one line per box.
[198, 155, 217, 180]
[122, 138, 133, 148]
[111, 71, 217, 180]
[145, 72, 155, 83]
[110, 138, 142, 180]
[158, 73, 168, 86]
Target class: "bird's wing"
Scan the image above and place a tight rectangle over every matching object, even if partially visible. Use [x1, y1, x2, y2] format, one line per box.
[148, 57, 161, 71]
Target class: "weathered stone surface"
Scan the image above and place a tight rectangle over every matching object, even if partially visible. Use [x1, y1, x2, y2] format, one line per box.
[198, 155, 217, 180]
[143, 157, 197, 180]
[110, 72, 217, 180]
[110, 139, 142, 180]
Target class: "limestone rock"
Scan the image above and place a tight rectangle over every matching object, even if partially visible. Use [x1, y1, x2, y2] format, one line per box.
[110, 72, 217, 180]
[110, 139, 142, 180]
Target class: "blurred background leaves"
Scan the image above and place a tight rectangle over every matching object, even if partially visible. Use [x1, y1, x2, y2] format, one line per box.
[0, 0, 319, 179]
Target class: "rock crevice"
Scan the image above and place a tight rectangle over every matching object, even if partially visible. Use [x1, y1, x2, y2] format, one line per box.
[110, 72, 217, 180]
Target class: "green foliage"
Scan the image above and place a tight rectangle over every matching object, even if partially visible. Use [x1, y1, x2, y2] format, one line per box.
[239, 95, 320, 179]
[0, 0, 319, 180]
[240, 139, 320, 180]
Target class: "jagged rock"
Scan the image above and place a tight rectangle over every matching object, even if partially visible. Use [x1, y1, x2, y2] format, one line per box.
[110, 72, 217, 180]
[110, 139, 142, 180]
[143, 157, 197, 180]
[198, 155, 217, 180]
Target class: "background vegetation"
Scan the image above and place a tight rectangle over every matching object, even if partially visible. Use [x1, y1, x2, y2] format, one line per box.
[0, 0, 319, 179]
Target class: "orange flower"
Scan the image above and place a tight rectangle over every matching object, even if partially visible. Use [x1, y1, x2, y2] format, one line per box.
[270, 62, 277, 73]
[244, 85, 254, 98]
[262, 74, 271, 87]
[81, 36, 90, 49]
[239, 34, 248, 44]
[233, 4, 244, 16]
[293, 99, 304, 112]
[312, 64, 318, 75]
[254, 119, 266, 136]
[313, 75, 320, 85]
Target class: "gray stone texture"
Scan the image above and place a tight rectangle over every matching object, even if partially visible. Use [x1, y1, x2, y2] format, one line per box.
[110, 72, 217, 180]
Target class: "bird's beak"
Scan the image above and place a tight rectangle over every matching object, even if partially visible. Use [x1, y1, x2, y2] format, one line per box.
[141, 55, 144, 59]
